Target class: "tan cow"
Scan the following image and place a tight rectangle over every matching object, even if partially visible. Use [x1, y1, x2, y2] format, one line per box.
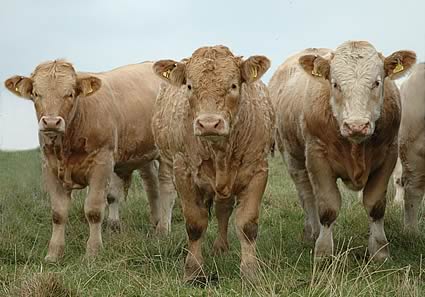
[4, 60, 175, 262]
[152, 45, 274, 281]
[269, 41, 416, 260]
[399, 63, 425, 232]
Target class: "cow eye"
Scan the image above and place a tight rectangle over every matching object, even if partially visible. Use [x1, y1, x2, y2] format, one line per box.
[372, 80, 381, 89]
[64, 93, 73, 98]
[32, 91, 40, 98]
[231, 84, 237, 89]
[332, 81, 340, 91]
[187, 84, 192, 91]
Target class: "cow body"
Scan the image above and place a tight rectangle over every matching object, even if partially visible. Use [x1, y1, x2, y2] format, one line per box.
[269, 41, 416, 260]
[399, 63, 425, 232]
[152, 46, 274, 281]
[5, 61, 174, 262]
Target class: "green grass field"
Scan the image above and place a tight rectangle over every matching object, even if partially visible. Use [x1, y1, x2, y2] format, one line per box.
[0, 149, 423, 296]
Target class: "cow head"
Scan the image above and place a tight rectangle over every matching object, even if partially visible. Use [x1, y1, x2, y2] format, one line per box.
[4, 60, 101, 136]
[299, 41, 416, 143]
[153, 45, 270, 142]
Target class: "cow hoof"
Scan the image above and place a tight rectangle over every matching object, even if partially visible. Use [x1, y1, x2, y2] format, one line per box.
[155, 224, 170, 236]
[314, 243, 333, 260]
[370, 248, 390, 262]
[85, 241, 103, 259]
[240, 260, 259, 283]
[369, 239, 390, 261]
[107, 219, 121, 233]
[213, 238, 229, 255]
[44, 254, 60, 263]
[184, 268, 205, 284]
[184, 274, 218, 287]
[44, 243, 64, 263]
[184, 256, 205, 285]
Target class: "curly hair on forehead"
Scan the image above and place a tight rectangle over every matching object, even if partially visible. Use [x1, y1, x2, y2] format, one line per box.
[32, 59, 76, 78]
[191, 45, 234, 59]
[187, 46, 243, 77]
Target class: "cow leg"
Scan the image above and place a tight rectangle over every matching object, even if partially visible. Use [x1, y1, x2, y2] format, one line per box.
[235, 166, 267, 281]
[392, 157, 404, 205]
[106, 172, 129, 232]
[85, 153, 113, 258]
[139, 160, 168, 234]
[44, 167, 71, 262]
[146, 160, 176, 234]
[284, 151, 320, 241]
[306, 150, 340, 260]
[173, 155, 208, 282]
[362, 151, 397, 261]
[213, 198, 234, 255]
[403, 169, 425, 233]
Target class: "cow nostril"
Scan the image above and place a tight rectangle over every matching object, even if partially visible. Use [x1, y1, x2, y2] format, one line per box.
[55, 119, 61, 126]
[42, 118, 48, 126]
[343, 122, 350, 129]
[198, 121, 204, 129]
[214, 121, 220, 129]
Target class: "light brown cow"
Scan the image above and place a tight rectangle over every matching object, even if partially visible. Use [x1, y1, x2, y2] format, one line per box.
[152, 45, 274, 281]
[399, 63, 425, 232]
[4, 60, 175, 262]
[269, 41, 416, 260]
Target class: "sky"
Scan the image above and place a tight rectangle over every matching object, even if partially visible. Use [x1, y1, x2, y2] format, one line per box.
[0, 0, 424, 150]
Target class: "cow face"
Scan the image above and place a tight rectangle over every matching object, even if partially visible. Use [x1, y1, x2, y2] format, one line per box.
[5, 60, 101, 136]
[154, 45, 270, 141]
[299, 41, 416, 143]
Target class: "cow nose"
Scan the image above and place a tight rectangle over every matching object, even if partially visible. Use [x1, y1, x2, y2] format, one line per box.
[194, 114, 228, 137]
[39, 116, 65, 133]
[343, 120, 370, 136]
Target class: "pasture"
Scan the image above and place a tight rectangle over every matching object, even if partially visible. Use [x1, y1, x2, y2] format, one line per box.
[0, 149, 423, 296]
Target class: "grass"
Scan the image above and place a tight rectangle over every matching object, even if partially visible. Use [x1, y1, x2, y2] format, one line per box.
[0, 149, 424, 296]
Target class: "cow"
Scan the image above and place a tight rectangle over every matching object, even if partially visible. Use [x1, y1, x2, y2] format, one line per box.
[399, 63, 425, 232]
[151, 45, 274, 282]
[269, 41, 416, 260]
[4, 60, 175, 262]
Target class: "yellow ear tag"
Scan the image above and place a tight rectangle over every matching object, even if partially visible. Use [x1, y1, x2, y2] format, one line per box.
[311, 70, 322, 77]
[393, 63, 404, 74]
[15, 87, 19, 92]
[162, 69, 171, 79]
[251, 67, 258, 79]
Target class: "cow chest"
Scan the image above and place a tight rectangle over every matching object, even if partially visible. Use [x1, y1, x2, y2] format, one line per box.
[43, 146, 98, 190]
[194, 157, 258, 200]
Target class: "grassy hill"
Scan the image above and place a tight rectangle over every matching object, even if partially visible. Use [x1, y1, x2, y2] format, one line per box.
[0, 150, 423, 296]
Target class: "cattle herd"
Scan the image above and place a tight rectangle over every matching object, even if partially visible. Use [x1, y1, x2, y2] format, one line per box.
[4, 40, 424, 282]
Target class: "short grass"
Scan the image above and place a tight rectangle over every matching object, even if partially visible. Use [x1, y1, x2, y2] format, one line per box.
[0, 149, 424, 296]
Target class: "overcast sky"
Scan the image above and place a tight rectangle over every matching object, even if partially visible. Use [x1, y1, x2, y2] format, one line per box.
[0, 0, 424, 150]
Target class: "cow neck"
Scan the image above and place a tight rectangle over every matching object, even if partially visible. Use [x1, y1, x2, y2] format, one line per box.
[306, 95, 369, 187]
[198, 97, 255, 199]
[346, 142, 368, 187]
[41, 105, 84, 189]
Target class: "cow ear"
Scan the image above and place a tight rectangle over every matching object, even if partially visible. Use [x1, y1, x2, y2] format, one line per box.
[241, 55, 271, 84]
[384, 50, 416, 80]
[77, 75, 101, 97]
[4, 75, 33, 99]
[299, 54, 331, 80]
[153, 60, 186, 86]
